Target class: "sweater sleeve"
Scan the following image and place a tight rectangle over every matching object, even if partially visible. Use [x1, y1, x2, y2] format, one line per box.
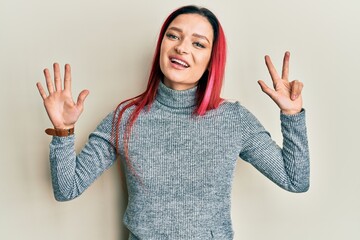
[238, 106, 310, 192]
[49, 112, 117, 201]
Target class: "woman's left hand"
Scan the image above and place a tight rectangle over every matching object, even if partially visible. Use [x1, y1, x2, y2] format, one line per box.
[258, 51, 303, 115]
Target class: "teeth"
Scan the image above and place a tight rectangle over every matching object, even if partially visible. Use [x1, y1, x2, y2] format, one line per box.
[171, 58, 189, 67]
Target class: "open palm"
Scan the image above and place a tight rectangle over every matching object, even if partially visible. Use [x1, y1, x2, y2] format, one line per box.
[36, 63, 89, 129]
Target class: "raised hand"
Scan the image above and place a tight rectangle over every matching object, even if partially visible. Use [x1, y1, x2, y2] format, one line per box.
[36, 63, 89, 129]
[257, 51, 303, 115]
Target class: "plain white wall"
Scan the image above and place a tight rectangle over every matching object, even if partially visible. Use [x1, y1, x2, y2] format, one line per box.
[1, 0, 359, 239]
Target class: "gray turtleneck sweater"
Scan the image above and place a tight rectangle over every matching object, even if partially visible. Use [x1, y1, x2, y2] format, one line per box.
[49, 81, 309, 240]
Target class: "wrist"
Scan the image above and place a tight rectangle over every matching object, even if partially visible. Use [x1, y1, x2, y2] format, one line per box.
[53, 123, 75, 129]
[281, 109, 301, 115]
[45, 126, 75, 137]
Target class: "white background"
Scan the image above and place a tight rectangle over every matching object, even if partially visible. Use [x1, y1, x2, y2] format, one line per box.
[1, 0, 359, 239]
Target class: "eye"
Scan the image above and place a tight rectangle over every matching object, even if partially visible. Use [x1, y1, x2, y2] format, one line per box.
[193, 42, 205, 49]
[166, 33, 179, 40]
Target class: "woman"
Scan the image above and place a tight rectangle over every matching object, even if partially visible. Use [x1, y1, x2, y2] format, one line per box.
[36, 5, 309, 240]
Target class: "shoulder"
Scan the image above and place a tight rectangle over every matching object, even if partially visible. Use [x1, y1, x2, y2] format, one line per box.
[201, 100, 247, 122]
[95, 100, 135, 131]
[113, 99, 137, 119]
[218, 100, 251, 116]
[216, 100, 262, 125]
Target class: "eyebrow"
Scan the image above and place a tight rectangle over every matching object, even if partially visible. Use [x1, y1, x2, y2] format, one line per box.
[167, 27, 211, 44]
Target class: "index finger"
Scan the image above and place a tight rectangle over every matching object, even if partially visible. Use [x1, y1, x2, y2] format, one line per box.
[36, 82, 47, 100]
[265, 55, 280, 84]
[43, 68, 54, 94]
[281, 51, 290, 80]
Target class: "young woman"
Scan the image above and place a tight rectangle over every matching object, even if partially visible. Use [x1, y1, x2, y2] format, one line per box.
[36, 5, 309, 240]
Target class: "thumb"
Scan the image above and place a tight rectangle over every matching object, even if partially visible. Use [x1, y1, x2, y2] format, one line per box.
[258, 80, 277, 100]
[76, 89, 90, 110]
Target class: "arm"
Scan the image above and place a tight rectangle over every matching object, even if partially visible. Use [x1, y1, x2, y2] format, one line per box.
[50, 113, 117, 201]
[239, 106, 310, 192]
[37, 63, 116, 201]
[240, 52, 310, 192]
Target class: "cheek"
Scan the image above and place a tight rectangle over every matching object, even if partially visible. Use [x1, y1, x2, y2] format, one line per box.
[199, 52, 212, 70]
[159, 37, 170, 56]
[159, 42, 166, 70]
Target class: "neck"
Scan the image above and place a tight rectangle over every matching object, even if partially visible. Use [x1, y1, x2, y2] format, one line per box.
[155, 81, 197, 109]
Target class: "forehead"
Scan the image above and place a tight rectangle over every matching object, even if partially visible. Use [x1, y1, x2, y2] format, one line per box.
[168, 14, 214, 41]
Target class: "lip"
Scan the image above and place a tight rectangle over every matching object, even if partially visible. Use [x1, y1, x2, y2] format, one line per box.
[169, 55, 190, 68]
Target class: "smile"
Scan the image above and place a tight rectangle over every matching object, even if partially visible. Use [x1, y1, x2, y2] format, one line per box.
[170, 57, 190, 68]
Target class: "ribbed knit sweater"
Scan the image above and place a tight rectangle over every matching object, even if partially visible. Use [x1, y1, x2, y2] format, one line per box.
[49, 81, 310, 240]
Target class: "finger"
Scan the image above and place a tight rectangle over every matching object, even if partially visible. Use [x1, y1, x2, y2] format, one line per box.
[64, 64, 72, 91]
[76, 90, 90, 110]
[281, 51, 290, 80]
[53, 63, 62, 92]
[36, 82, 47, 100]
[290, 80, 303, 100]
[265, 55, 280, 85]
[43, 68, 55, 94]
[258, 80, 277, 100]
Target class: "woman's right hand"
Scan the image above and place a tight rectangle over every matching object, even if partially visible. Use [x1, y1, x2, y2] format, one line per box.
[36, 63, 89, 129]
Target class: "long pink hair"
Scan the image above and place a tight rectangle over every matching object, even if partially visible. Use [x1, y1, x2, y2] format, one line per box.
[112, 5, 227, 177]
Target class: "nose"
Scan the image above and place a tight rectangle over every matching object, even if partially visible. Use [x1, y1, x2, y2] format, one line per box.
[175, 40, 189, 54]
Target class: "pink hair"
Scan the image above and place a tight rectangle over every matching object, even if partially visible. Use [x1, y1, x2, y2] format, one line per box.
[111, 5, 227, 178]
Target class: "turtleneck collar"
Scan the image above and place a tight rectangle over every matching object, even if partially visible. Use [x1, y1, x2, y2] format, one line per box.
[155, 81, 197, 109]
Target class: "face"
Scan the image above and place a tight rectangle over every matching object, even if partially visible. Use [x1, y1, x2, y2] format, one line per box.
[159, 14, 214, 90]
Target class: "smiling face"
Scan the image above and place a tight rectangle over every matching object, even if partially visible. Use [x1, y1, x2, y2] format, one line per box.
[159, 14, 214, 90]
